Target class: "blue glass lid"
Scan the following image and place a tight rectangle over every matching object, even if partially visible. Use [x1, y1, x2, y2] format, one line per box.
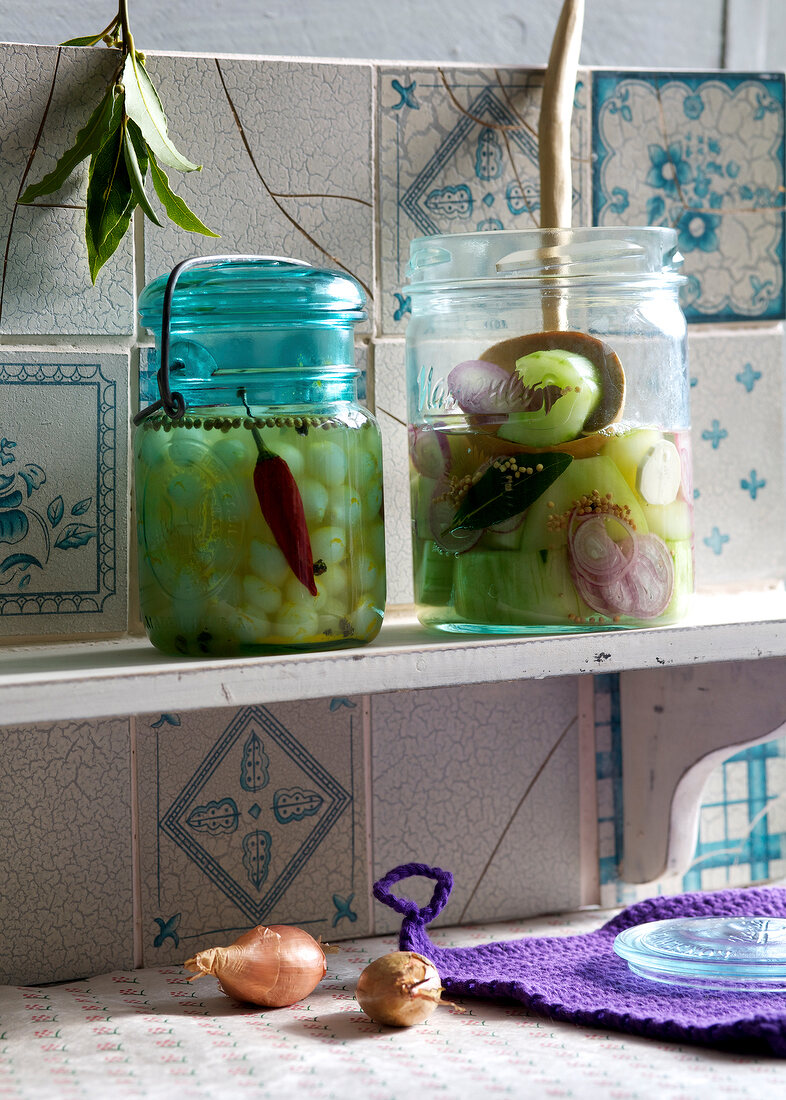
[614, 917, 786, 991]
[138, 256, 367, 333]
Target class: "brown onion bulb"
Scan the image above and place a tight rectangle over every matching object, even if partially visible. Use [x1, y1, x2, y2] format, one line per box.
[184, 924, 327, 1007]
[356, 951, 443, 1027]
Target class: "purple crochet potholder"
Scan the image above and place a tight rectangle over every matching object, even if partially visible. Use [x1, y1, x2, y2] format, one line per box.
[373, 862, 786, 1056]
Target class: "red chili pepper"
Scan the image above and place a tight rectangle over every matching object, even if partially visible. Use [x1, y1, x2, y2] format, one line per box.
[252, 443, 317, 598]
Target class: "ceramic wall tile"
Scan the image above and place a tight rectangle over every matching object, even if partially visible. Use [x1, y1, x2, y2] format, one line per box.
[593, 71, 785, 323]
[372, 339, 413, 606]
[140, 55, 373, 332]
[0, 718, 133, 984]
[688, 327, 785, 588]
[136, 698, 369, 966]
[0, 44, 134, 336]
[0, 350, 128, 639]
[377, 65, 593, 336]
[371, 678, 580, 932]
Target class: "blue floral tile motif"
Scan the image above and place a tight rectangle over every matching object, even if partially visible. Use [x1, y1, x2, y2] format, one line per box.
[379, 67, 591, 334]
[593, 72, 785, 323]
[0, 354, 127, 632]
[160, 705, 351, 925]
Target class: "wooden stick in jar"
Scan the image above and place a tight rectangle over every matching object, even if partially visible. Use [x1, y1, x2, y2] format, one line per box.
[538, 0, 585, 330]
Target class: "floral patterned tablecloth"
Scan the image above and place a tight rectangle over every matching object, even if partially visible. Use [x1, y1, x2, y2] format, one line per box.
[1, 910, 784, 1099]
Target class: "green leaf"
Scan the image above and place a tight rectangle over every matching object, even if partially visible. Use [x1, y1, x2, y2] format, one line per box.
[122, 52, 200, 173]
[60, 31, 114, 47]
[148, 149, 219, 236]
[86, 195, 136, 283]
[18, 85, 117, 204]
[123, 124, 162, 226]
[86, 95, 131, 249]
[449, 451, 573, 533]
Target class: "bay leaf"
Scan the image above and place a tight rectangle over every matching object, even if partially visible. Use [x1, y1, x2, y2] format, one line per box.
[449, 450, 572, 533]
[122, 53, 200, 173]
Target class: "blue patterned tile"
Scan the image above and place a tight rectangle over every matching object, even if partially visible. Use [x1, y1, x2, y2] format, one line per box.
[137, 699, 369, 965]
[0, 351, 128, 638]
[0, 717, 133, 984]
[593, 71, 785, 322]
[378, 66, 592, 335]
[688, 328, 785, 588]
[0, 44, 134, 336]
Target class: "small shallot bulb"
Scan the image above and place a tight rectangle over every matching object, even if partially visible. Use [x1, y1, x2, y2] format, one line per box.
[184, 924, 327, 1008]
[356, 951, 443, 1027]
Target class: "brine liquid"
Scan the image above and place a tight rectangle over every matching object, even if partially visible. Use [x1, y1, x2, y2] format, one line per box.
[135, 408, 385, 656]
[410, 424, 694, 634]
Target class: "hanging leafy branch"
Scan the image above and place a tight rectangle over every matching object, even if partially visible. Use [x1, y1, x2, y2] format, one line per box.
[18, 0, 218, 283]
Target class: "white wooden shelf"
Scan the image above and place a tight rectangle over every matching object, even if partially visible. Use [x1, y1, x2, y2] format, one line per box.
[2, 589, 785, 725]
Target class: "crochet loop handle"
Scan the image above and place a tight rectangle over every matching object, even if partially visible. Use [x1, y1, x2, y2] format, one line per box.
[373, 863, 453, 925]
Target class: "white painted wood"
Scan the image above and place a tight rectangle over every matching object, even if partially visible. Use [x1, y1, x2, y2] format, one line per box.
[620, 659, 786, 883]
[2, 591, 786, 726]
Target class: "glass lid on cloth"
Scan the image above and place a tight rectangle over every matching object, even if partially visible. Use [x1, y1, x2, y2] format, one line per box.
[614, 916, 786, 991]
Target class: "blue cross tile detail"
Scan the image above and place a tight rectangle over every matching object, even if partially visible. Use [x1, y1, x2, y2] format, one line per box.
[332, 892, 358, 927]
[736, 362, 762, 392]
[690, 376, 698, 388]
[741, 470, 766, 499]
[701, 419, 728, 449]
[391, 79, 418, 110]
[393, 293, 411, 321]
[704, 527, 730, 555]
[248, 803, 262, 819]
[482, 192, 495, 207]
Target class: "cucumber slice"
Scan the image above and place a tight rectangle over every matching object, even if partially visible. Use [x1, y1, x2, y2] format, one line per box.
[663, 538, 694, 621]
[454, 546, 595, 625]
[519, 455, 649, 553]
[641, 499, 692, 542]
[497, 349, 600, 447]
[600, 429, 662, 492]
[414, 540, 455, 605]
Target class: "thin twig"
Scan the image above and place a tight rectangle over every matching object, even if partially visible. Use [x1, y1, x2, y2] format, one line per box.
[1, 48, 63, 325]
[215, 59, 372, 300]
[270, 191, 372, 207]
[458, 714, 578, 923]
[438, 68, 532, 133]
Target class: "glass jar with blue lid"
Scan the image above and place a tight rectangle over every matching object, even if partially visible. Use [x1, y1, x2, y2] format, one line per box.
[134, 255, 385, 657]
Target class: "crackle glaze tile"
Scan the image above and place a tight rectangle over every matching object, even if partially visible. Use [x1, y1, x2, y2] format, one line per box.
[378, 65, 592, 335]
[0, 718, 133, 984]
[593, 71, 785, 322]
[0, 350, 128, 638]
[371, 678, 580, 932]
[372, 339, 412, 606]
[688, 328, 785, 588]
[0, 44, 134, 336]
[141, 54, 373, 332]
[136, 698, 369, 966]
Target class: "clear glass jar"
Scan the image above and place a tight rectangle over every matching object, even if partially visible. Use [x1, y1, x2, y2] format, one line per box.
[134, 256, 385, 657]
[405, 228, 693, 634]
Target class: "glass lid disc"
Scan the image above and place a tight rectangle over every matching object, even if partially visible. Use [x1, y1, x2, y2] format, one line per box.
[613, 917, 786, 991]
